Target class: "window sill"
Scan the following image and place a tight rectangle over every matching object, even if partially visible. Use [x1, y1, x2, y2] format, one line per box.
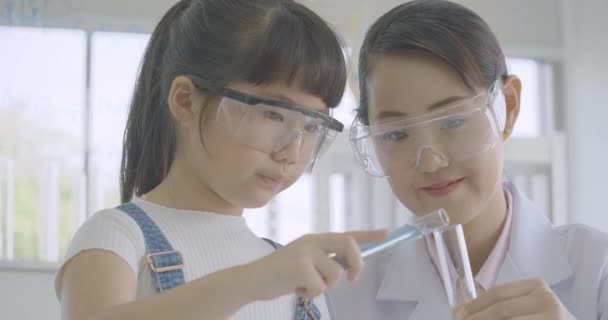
[0, 260, 60, 273]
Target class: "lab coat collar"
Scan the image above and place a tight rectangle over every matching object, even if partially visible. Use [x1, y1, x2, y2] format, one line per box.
[497, 182, 573, 286]
[375, 182, 573, 316]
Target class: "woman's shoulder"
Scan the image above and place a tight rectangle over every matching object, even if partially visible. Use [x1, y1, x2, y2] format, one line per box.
[556, 222, 608, 250]
[554, 222, 608, 273]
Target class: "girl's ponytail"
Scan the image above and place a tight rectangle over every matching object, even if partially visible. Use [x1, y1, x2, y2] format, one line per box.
[120, 0, 191, 203]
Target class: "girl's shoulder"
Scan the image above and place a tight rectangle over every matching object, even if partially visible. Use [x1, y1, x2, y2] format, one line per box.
[55, 205, 150, 298]
[61, 205, 148, 274]
[79, 205, 147, 247]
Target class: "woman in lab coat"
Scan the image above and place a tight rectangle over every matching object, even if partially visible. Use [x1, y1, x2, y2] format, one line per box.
[328, 1, 608, 319]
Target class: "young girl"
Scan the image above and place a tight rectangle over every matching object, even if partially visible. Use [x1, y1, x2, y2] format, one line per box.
[54, 1, 386, 320]
[328, 1, 608, 319]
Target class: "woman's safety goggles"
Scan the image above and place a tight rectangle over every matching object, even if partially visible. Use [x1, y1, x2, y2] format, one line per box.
[350, 83, 506, 177]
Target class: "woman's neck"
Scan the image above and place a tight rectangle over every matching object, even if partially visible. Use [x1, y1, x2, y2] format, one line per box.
[462, 184, 509, 275]
[144, 163, 243, 216]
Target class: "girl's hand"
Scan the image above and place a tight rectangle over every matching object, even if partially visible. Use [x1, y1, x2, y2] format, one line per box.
[248, 230, 388, 301]
[454, 279, 576, 320]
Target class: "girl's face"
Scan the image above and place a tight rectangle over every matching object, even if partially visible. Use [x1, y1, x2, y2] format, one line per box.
[172, 78, 329, 211]
[366, 54, 520, 225]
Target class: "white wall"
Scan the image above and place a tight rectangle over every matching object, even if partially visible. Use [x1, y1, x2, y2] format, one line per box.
[0, 266, 59, 320]
[561, 0, 608, 229]
[302, 0, 565, 85]
[0, 0, 566, 77]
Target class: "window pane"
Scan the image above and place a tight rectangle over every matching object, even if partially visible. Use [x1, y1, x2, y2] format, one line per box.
[244, 206, 271, 239]
[0, 26, 86, 261]
[332, 84, 357, 127]
[506, 58, 549, 137]
[245, 174, 314, 243]
[89, 32, 149, 212]
[275, 174, 314, 243]
[329, 173, 346, 232]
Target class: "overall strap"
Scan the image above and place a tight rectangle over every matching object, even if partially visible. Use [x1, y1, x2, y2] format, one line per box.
[117, 202, 186, 293]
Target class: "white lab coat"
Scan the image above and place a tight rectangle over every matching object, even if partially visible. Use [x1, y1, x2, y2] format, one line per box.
[327, 183, 608, 319]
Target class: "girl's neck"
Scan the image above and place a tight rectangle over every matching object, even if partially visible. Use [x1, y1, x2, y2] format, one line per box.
[144, 162, 244, 216]
[462, 183, 509, 274]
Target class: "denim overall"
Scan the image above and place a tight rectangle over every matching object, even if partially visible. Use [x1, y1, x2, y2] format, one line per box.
[117, 202, 322, 320]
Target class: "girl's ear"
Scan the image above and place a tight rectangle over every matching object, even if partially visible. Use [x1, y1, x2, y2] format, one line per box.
[168, 76, 203, 129]
[501, 75, 522, 140]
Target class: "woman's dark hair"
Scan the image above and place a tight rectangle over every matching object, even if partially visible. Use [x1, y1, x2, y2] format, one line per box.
[358, 0, 508, 123]
[120, 0, 347, 202]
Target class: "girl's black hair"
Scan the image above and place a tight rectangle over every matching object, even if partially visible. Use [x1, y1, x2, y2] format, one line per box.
[120, 0, 347, 202]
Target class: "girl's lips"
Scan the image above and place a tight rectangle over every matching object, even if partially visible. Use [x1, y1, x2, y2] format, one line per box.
[257, 174, 284, 190]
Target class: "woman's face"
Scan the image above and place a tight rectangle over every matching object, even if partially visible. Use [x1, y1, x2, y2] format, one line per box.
[365, 54, 519, 225]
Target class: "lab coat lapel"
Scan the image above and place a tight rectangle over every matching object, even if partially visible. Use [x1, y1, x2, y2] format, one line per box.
[375, 238, 453, 319]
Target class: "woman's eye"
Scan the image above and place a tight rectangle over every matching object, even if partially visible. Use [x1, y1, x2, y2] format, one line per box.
[382, 130, 408, 142]
[442, 117, 467, 129]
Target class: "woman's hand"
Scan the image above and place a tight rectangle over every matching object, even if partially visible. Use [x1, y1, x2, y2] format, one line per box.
[454, 279, 576, 320]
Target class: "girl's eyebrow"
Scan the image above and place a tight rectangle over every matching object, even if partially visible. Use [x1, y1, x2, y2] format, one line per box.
[263, 92, 327, 113]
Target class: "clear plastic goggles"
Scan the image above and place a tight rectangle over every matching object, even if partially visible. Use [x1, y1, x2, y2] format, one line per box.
[191, 77, 344, 165]
[350, 83, 505, 177]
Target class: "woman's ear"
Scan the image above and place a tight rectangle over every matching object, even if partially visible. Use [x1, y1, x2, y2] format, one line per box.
[501, 75, 522, 140]
[168, 76, 203, 129]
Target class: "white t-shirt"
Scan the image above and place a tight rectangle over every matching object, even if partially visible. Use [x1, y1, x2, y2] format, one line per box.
[55, 197, 330, 320]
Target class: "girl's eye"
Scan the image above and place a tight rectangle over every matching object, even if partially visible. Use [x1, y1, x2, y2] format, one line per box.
[303, 124, 321, 133]
[263, 110, 284, 122]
